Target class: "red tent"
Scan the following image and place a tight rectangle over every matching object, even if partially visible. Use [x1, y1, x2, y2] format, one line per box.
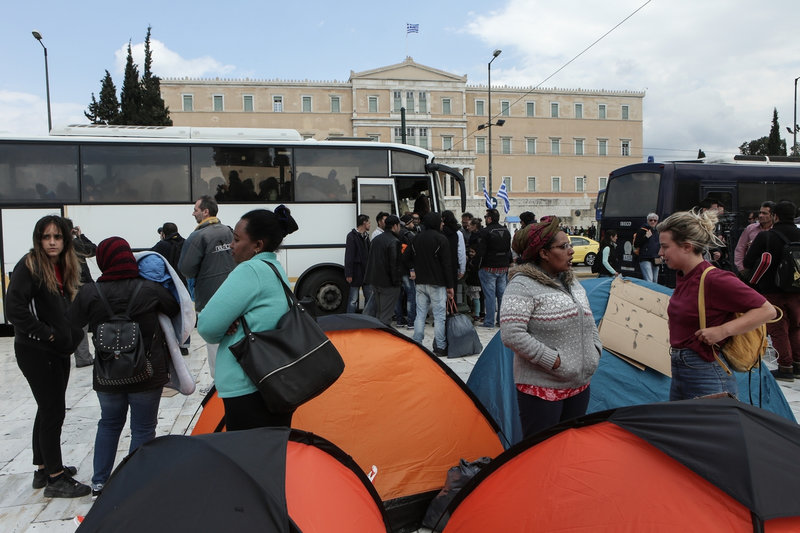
[442, 398, 800, 532]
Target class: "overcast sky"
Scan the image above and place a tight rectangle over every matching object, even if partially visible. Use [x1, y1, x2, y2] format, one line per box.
[2, 0, 798, 161]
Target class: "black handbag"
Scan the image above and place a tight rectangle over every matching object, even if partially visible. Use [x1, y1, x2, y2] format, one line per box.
[229, 261, 345, 413]
[93, 280, 153, 387]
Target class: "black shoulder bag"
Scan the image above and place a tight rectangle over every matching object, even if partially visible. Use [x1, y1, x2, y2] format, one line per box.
[93, 280, 153, 387]
[229, 261, 345, 413]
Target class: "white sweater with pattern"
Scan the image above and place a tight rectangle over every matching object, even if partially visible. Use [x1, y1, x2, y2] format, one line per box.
[500, 263, 601, 390]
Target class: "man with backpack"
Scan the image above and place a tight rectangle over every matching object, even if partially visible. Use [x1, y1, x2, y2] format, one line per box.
[477, 209, 512, 328]
[744, 201, 800, 382]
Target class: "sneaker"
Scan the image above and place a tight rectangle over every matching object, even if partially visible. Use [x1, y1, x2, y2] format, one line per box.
[771, 368, 795, 383]
[92, 484, 104, 500]
[33, 465, 77, 489]
[432, 344, 448, 358]
[43, 473, 91, 498]
[180, 347, 189, 356]
[405, 323, 415, 331]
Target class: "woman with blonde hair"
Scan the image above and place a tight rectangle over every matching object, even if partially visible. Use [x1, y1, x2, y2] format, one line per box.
[500, 216, 601, 438]
[657, 209, 775, 400]
[6, 215, 89, 498]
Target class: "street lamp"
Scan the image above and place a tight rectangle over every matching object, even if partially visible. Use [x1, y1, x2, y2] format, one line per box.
[487, 49, 501, 197]
[32, 30, 52, 132]
[789, 76, 799, 157]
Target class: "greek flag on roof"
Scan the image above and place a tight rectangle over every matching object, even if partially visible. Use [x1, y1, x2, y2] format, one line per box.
[497, 182, 510, 213]
[483, 184, 492, 209]
[407, 23, 419, 34]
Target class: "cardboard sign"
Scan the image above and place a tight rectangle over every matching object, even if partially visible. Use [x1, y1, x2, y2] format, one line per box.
[599, 278, 671, 377]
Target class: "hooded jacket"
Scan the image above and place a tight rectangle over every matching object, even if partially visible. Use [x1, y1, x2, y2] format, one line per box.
[402, 212, 454, 289]
[500, 262, 601, 390]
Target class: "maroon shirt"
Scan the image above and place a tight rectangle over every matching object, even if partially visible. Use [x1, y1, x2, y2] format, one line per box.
[668, 261, 766, 361]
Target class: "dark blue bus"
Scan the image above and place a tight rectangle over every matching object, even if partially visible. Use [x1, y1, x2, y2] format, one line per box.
[599, 156, 800, 285]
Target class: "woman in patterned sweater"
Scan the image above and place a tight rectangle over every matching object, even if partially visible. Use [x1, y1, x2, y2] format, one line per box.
[500, 216, 602, 438]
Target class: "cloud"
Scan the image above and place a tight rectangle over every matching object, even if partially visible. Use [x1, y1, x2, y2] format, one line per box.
[0, 90, 100, 135]
[464, 0, 799, 159]
[113, 39, 236, 78]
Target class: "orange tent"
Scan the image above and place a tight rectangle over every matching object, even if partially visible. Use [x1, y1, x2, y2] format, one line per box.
[442, 398, 800, 533]
[191, 315, 505, 530]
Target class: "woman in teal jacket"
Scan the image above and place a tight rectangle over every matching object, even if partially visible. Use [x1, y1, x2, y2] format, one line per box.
[198, 206, 298, 430]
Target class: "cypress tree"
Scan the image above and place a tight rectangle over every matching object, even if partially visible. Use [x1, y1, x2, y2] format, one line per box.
[140, 26, 172, 126]
[97, 70, 120, 124]
[117, 42, 142, 125]
[767, 108, 786, 156]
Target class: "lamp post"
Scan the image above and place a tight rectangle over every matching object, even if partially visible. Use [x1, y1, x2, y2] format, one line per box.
[32, 30, 52, 132]
[793, 76, 799, 157]
[487, 49, 501, 196]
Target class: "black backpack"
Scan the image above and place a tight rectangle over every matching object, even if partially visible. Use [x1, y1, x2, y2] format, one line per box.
[93, 280, 153, 387]
[591, 247, 602, 273]
[772, 231, 800, 293]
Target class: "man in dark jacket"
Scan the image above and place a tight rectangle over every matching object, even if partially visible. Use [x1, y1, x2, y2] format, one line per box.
[402, 212, 454, 356]
[477, 209, 512, 327]
[744, 200, 800, 382]
[345, 214, 372, 313]
[364, 215, 402, 325]
[153, 223, 187, 286]
[65, 219, 96, 368]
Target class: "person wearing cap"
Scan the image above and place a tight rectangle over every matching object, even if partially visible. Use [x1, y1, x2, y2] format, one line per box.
[364, 215, 403, 326]
[153, 222, 190, 354]
[394, 214, 417, 329]
[69, 236, 180, 499]
[500, 216, 601, 438]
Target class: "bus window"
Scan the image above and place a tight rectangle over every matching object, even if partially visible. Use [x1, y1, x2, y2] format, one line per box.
[392, 150, 427, 174]
[595, 189, 605, 221]
[604, 172, 660, 218]
[82, 145, 190, 203]
[191, 146, 293, 203]
[295, 148, 388, 202]
[674, 178, 700, 212]
[0, 143, 79, 203]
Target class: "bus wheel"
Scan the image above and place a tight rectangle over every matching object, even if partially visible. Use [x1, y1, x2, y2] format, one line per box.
[297, 270, 346, 314]
[584, 253, 597, 267]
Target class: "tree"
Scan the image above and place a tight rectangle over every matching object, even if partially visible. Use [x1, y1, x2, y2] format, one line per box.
[767, 108, 786, 156]
[85, 71, 120, 124]
[117, 42, 143, 125]
[739, 108, 787, 157]
[140, 26, 172, 126]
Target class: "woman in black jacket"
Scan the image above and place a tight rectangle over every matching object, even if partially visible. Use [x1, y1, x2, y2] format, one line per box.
[69, 237, 179, 498]
[6, 215, 89, 498]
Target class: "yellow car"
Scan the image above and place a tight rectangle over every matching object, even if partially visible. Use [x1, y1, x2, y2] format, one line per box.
[569, 236, 599, 266]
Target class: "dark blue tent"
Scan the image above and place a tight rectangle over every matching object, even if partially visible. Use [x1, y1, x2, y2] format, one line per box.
[467, 277, 795, 448]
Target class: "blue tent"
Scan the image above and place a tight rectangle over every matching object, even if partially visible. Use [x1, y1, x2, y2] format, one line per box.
[467, 276, 795, 448]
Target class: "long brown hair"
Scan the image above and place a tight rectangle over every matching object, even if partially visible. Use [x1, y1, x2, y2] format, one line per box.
[25, 215, 81, 299]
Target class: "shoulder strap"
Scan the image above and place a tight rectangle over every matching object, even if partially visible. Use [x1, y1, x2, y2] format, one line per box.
[697, 266, 733, 375]
[261, 260, 296, 308]
[94, 279, 144, 319]
[697, 266, 715, 329]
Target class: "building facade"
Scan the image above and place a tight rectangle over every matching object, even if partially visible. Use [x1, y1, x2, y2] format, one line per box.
[161, 58, 644, 225]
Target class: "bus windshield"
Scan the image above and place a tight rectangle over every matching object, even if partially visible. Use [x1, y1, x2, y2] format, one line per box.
[604, 171, 660, 218]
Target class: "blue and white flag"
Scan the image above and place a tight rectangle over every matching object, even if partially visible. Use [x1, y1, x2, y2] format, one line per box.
[483, 184, 492, 209]
[406, 23, 419, 34]
[497, 181, 510, 213]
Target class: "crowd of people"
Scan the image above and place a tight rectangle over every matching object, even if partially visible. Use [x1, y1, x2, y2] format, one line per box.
[7, 194, 793, 502]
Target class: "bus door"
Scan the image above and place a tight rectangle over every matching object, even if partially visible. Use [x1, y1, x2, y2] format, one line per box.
[700, 185, 737, 265]
[1, 207, 62, 326]
[356, 178, 398, 226]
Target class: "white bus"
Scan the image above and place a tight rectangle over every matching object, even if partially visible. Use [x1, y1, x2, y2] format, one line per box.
[0, 125, 466, 325]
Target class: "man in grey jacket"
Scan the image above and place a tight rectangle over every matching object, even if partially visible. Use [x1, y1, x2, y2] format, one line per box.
[179, 195, 235, 376]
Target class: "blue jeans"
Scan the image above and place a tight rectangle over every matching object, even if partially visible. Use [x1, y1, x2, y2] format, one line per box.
[93, 388, 162, 487]
[669, 348, 737, 401]
[639, 260, 659, 283]
[401, 275, 416, 325]
[347, 284, 373, 314]
[413, 284, 447, 350]
[478, 269, 508, 326]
